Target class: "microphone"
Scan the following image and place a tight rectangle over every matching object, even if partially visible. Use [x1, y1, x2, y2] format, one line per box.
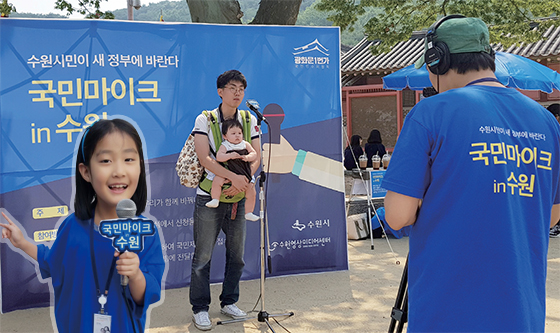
[116, 199, 136, 286]
[262, 103, 284, 144]
[246, 99, 268, 124]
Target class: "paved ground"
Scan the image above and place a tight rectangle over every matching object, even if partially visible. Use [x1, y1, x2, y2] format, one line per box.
[1, 235, 559, 333]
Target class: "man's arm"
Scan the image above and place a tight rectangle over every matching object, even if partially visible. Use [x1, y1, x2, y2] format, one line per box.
[384, 190, 422, 230]
[249, 137, 261, 175]
[551, 203, 560, 228]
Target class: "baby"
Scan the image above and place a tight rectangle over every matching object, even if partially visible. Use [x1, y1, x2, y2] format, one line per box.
[206, 118, 259, 221]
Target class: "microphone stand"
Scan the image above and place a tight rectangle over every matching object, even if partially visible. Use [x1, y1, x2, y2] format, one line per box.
[218, 103, 294, 332]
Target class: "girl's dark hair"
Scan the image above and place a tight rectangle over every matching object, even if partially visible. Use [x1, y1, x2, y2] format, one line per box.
[221, 118, 243, 136]
[74, 119, 147, 220]
[449, 52, 496, 74]
[347, 135, 361, 148]
[217, 70, 247, 89]
[367, 130, 382, 144]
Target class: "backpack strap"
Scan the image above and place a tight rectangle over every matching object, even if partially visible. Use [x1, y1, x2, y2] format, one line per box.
[239, 110, 252, 143]
[204, 110, 222, 156]
[198, 110, 221, 190]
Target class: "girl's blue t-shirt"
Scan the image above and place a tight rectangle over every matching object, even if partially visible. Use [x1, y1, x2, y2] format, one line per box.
[382, 85, 560, 332]
[36, 212, 165, 333]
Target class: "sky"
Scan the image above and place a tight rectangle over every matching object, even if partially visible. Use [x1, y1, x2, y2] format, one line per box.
[9, 0, 169, 18]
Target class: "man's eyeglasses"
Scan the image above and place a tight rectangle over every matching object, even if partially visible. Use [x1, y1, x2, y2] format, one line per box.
[224, 85, 245, 94]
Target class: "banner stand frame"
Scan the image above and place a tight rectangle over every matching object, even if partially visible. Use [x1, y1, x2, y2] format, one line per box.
[367, 171, 400, 263]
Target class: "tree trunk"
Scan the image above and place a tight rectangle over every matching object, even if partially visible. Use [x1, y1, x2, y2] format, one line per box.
[186, 0, 243, 24]
[251, 0, 303, 25]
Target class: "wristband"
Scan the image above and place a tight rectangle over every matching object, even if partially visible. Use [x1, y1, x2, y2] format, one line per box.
[291, 150, 307, 177]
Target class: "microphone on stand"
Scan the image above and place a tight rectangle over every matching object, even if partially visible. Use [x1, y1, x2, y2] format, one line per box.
[116, 199, 137, 286]
[246, 99, 268, 125]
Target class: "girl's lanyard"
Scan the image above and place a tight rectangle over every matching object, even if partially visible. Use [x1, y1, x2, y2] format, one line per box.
[90, 221, 118, 315]
[466, 77, 502, 86]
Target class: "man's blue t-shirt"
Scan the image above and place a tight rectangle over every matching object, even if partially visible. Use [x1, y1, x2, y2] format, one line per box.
[382, 85, 560, 332]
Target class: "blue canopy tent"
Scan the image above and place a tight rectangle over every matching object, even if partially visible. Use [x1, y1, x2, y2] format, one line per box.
[383, 51, 560, 93]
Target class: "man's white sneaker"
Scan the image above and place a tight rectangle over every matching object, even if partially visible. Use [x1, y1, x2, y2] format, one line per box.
[192, 311, 212, 331]
[220, 304, 247, 319]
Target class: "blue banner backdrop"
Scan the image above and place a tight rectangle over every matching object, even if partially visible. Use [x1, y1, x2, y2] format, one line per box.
[0, 18, 347, 313]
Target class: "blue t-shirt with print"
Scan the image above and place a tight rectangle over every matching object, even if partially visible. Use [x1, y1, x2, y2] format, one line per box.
[382, 85, 560, 332]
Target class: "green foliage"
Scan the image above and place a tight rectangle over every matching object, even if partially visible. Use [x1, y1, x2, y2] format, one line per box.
[55, 0, 114, 19]
[298, 1, 378, 46]
[51, 0, 315, 23]
[316, 0, 560, 54]
[316, 0, 364, 33]
[10, 12, 66, 19]
[0, 0, 16, 17]
[239, 0, 314, 23]
[13, 0, 376, 47]
[112, 1, 191, 22]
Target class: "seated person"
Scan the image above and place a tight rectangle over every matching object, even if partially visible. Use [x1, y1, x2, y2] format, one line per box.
[365, 129, 387, 168]
[344, 135, 364, 170]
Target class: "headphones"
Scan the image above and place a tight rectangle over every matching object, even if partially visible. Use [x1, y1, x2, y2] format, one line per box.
[424, 14, 466, 75]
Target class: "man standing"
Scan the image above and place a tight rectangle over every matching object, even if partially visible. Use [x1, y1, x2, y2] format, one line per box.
[189, 70, 260, 330]
[383, 16, 560, 331]
[547, 103, 560, 237]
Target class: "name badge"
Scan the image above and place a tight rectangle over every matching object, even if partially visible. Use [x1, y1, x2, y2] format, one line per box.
[93, 313, 111, 333]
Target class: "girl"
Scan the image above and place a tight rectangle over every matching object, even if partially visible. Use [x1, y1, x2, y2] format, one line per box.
[206, 118, 259, 221]
[364, 129, 387, 168]
[0, 118, 166, 333]
[343, 134, 364, 170]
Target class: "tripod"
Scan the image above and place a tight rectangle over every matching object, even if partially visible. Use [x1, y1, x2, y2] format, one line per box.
[217, 102, 294, 331]
[388, 255, 408, 333]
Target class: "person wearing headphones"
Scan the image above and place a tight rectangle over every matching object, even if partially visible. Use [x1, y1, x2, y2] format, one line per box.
[383, 16, 560, 331]
[547, 103, 560, 237]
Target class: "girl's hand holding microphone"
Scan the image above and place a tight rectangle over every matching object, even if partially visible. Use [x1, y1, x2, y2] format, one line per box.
[115, 250, 146, 304]
[115, 250, 142, 282]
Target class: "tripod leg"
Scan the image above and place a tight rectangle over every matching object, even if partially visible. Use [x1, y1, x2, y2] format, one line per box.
[396, 292, 408, 333]
[262, 318, 276, 333]
[368, 198, 374, 250]
[388, 255, 408, 333]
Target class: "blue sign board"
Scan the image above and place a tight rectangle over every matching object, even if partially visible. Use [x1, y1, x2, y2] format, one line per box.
[0, 18, 347, 313]
[370, 170, 388, 198]
[99, 218, 155, 253]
